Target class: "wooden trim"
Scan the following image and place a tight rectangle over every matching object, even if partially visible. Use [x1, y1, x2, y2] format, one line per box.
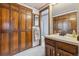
[48, 6, 50, 35]
[39, 12, 41, 45]
[31, 12, 33, 48]
[18, 6, 21, 51]
[9, 3, 11, 55]
[0, 4, 2, 55]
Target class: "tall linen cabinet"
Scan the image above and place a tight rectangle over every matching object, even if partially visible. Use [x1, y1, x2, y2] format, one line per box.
[0, 3, 32, 56]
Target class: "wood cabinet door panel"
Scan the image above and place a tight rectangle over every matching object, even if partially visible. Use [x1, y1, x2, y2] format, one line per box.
[11, 32, 18, 54]
[20, 13, 26, 31]
[1, 33, 9, 55]
[21, 32, 26, 50]
[11, 10, 19, 31]
[45, 44, 55, 56]
[26, 10, 32, 49]
[26, 14, 32, 30]
[26, 31, 32, 48]
[2, 7, 9, 31]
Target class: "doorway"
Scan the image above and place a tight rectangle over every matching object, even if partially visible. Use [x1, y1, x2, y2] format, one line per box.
[39, 7, 49, 46]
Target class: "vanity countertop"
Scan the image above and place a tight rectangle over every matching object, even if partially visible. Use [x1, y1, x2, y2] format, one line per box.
[45, 34, 78, 46]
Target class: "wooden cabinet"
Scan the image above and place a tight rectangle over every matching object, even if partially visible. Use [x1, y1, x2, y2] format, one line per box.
[0, 3, 32, 56]
[45, 45, 55, 56]
[45, 38, 78, 56]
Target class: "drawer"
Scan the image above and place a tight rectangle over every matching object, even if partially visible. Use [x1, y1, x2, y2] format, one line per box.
[45, 38, 55, 47]
[56, 41, 78, 55]
[56, 49, 73, 56]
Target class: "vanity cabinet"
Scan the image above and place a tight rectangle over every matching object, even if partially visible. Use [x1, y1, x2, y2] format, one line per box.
[45, 38, 56, 56]
[45, 38, 78, 56]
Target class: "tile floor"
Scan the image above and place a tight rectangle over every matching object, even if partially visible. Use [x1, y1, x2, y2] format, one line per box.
[14, 36, 45, 56]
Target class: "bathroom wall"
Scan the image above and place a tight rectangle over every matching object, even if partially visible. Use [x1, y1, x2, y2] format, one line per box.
[52, 3, 79, 34]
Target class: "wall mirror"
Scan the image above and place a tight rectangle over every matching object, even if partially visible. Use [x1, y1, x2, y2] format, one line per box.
[53, 12, 77, 34]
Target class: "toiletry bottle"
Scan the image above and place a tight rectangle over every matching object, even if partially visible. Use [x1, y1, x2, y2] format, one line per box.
[72, 30, 76, 38]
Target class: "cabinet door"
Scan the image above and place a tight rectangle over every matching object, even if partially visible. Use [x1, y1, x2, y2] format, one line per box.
[1, 33, 9, 55]
[26, 31, 32, 48]
[20, 32, 26, 50]
[2, 6, 10, 31]
[45, 45, 55, 56]
[11, 9, 19, 31]
[20, 13, 26, 31]
[56, 49, 73, 56]
[26, 10, 32, 49]
[1, 5, 10, 55]
[10, 32, 18, 54]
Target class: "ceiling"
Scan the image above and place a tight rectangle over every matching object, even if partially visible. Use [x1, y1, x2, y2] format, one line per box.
[24, 3, 48, 10]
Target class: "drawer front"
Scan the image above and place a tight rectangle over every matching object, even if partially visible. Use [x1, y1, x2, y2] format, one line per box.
[56, 49, 73, 56]
[45, 38, 55, 47]
[56, 41, 78, 55]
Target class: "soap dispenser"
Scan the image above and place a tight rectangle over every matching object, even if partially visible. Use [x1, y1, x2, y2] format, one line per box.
[72, 30, 76, 38]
